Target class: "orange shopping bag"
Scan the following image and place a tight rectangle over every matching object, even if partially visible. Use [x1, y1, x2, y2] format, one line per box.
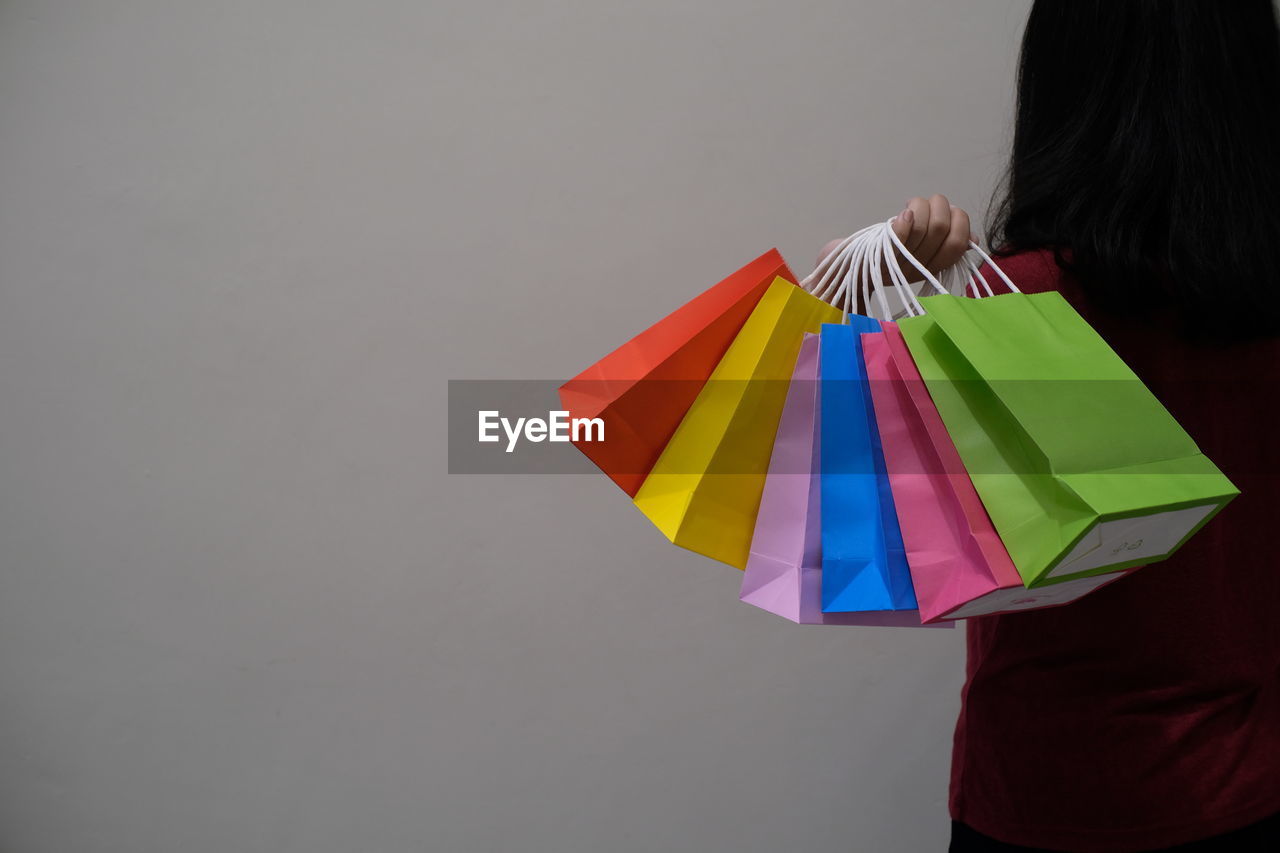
[558, 250, 794, 496]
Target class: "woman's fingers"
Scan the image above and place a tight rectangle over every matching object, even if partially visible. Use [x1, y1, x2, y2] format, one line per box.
[933, 205, 972, 272]
[891, 208, 913, 244]
[889, 209, 919, 282]
[893, 196, 970, 280]
[912, 194, 953, 267]
[900, 196, 932, 254]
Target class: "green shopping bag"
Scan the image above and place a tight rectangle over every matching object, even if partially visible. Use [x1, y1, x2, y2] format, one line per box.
[897, 288, 1239, 588]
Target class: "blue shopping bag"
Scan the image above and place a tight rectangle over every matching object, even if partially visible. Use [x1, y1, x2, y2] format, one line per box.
[819, 318, 918, 612]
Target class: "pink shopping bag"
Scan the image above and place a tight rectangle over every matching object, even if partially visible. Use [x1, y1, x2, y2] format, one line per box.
[739, 333, 940, 627]
[863, 322, 1131, 621]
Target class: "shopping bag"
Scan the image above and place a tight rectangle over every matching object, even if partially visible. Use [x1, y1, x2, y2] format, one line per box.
[819, 318, 918, 612]
[559, 249, 794, 496]
[864, 322, 1131, 619]
[740, 333, 936, 626]
[897, 288, 1239, 588]
[633, 277, 842, 568]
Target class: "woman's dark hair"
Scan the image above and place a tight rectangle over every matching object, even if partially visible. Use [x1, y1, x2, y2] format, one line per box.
[988, 0, 1280, 343]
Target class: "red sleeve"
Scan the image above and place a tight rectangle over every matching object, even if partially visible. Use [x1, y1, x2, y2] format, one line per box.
[949, 249, 1280, 851]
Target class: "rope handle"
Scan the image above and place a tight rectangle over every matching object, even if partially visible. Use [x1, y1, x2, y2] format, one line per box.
[800, 218, 1020, 320]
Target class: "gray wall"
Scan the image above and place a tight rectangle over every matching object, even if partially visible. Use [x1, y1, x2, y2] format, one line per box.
[0, 2, 1029, 851]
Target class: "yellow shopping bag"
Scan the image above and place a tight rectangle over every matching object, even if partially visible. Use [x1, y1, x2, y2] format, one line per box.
[633, 277, 841, 568]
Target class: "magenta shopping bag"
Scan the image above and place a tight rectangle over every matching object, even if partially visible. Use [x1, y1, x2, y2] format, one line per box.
[863, 322, 1130, 620]
[739, 333, 939, 627]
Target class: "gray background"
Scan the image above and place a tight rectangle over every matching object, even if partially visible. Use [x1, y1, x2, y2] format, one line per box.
[0, 2, 1029, 851]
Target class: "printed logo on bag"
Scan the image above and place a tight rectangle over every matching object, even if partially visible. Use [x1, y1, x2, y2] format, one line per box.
[1109, 539, 1144, 556]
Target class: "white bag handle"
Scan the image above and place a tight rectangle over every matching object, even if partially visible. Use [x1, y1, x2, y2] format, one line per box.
[800, 223, 878, 302]
[802, 218, 1021, 321]
[800, 220, 919, 321]
[801, 223, 879, 321]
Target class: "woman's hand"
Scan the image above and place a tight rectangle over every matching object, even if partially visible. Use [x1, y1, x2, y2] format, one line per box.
[816, 194, 976, 283]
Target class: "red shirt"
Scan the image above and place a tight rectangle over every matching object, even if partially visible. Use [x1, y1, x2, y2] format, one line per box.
[950, 248, 1280, 851]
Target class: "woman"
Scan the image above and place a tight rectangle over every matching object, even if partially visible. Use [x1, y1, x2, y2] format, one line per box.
[822, 2, 1280, 850]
